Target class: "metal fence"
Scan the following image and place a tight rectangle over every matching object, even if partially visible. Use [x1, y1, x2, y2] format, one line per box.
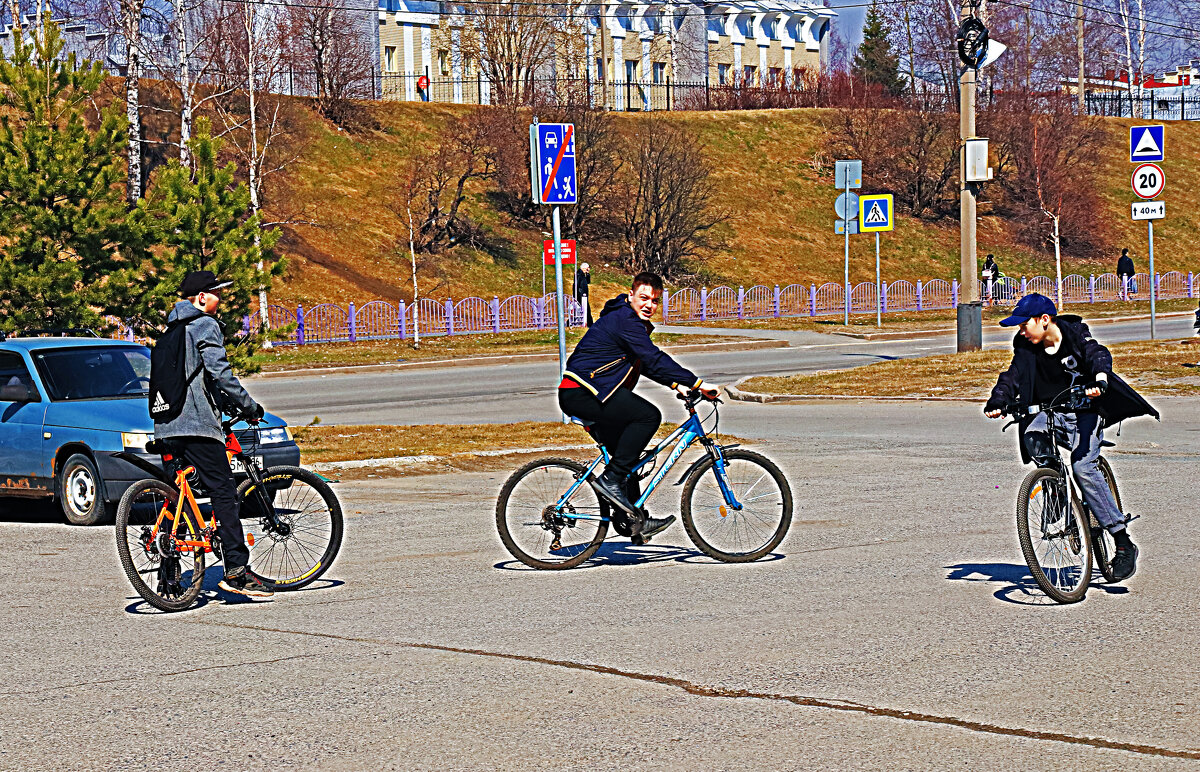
[662, 271, 1199, 323]
[1084, 91, 1200, 121]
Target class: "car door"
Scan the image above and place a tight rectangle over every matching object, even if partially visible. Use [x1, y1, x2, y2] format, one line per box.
[0, 350, 48, 491]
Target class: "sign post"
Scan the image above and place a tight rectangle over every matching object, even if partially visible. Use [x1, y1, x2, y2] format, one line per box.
[531, 121, 578, 420]
[1129, 130, 1165, 339]
[834, 161, 862, 326]
[859, 194, 894, 328]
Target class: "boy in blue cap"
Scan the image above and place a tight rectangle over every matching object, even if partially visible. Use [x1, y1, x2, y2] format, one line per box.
[983, 293, 1158, 581]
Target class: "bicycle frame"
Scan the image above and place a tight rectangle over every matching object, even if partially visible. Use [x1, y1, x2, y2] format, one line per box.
[553, 399, 741, 522]
[146, 464, 215, 554]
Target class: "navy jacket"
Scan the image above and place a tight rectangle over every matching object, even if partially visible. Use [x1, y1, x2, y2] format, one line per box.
[985, 315, 1158, 463]
[562, 294, 701, 402]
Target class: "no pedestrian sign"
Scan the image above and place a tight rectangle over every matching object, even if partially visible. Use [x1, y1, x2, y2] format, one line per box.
[529, 123, 577, 205]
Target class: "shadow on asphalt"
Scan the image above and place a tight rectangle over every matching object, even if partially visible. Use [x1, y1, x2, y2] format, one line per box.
[945, 562, 1130, 606]
[0, 498, 63, 525]
[124, 571, 344, 614]
[494, 540, 786, 571]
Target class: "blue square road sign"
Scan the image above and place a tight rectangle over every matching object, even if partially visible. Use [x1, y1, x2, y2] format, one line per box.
[1129, 125, 1164, 163]
[530, 123, 577, 205]
[858, 194, 893, 232]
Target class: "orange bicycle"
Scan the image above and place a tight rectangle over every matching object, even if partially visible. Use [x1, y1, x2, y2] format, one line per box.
[114, 414, 342, 612]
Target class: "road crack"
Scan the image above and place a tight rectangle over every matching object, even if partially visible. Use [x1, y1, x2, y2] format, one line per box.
[191, 620, 1200, 761]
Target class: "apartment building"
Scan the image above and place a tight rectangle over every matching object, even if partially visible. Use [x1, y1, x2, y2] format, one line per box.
[376, 0, 834, 108]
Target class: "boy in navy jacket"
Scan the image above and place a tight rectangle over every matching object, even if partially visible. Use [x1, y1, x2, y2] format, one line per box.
[559, 272, 719, 543]
[984, 293, 1158, 581]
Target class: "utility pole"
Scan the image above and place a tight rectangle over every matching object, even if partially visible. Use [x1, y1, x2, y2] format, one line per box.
[957, 14, 982, 352]
[1077, 0, 1086, 112]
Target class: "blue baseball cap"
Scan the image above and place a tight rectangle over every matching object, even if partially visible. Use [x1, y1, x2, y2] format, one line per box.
[999, 293, 1057, 327]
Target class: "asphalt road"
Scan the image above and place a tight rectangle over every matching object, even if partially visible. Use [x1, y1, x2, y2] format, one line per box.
[248, 315, 1198, 427]
[2, 398, 1196, 769]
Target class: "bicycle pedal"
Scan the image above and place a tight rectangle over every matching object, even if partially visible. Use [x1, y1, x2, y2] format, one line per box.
[1123, 513, 1140, 523]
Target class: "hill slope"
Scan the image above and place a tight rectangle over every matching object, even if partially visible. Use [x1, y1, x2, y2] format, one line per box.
[264, 104, 1200, 306]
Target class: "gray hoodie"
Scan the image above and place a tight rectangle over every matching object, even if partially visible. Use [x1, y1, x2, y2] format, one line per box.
[153, 300, 260, 443]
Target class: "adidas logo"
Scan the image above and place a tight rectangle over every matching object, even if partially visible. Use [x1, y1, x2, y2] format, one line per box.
[151, 392, 168, 414]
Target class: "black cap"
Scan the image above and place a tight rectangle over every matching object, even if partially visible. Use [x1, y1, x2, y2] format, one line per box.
[179, 270, 232, 297]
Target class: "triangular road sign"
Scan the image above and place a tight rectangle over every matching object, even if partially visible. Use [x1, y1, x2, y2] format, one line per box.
[1133, 128, 1160, 156]
[864, 201, 888, 225]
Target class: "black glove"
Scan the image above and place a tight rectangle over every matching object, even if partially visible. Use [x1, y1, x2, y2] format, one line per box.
[983, 398, 1005, 415]
[249, 404, 265, 424]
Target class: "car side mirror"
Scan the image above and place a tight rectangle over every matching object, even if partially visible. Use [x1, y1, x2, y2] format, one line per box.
[0, 382, 39, 403]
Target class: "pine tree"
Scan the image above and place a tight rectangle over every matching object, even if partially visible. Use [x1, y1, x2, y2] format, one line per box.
[0, 20, 152, 333]
[852, 3, 907, 98]
[143, 119, 283, 370]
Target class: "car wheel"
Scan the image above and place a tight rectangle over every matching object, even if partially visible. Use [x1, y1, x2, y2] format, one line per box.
[57, 453, 112, 525]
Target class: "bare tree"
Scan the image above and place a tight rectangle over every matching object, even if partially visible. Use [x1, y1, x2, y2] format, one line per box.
[120, 0, 145, 201]
[280, 0, 375, 124]
[619, 117, 728, 278]
[464, 0, 558, 106]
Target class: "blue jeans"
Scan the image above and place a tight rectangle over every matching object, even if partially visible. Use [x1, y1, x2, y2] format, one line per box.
[1025, 411, 1126, 533]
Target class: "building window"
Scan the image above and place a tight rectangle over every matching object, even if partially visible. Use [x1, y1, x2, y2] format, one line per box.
[438, 49, 450, 76]
[743, 65, 756, 85]
[625, 59, 638, 82]
[768, 67, 781, 85]
[652, 62, 665, 83]
[384, 45, 398, 72]
[717, 62, 729, 85]
[595, 57, 604, 81]
[767, 18, 777, 37]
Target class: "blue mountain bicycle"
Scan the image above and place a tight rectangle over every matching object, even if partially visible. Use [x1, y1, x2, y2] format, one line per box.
[496, 392, 793, 569]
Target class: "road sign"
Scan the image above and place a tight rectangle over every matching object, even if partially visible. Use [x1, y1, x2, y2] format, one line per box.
[543, 239, 576, 265]
[529, 123, 577, 205]
[835, 219, 859, 235]
[835, 191, 859, 220]
[1131, 200, 1165, 220]
[1129, 125, 1165, 163]
[858, 194, 894, 232]
[1131, 163, 1165, 199]
[417, 75, 429, 91]
[835, 160, 862, 189]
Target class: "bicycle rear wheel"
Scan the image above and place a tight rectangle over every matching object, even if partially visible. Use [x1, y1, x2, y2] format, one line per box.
[1016, 468, 1091, 603]
[496, 458, 609, 569]
[680, 449, 792, 562]
[238, 466, 343, 591]
[115, 480, 206, 612]
[1091, 457, 1122, 583]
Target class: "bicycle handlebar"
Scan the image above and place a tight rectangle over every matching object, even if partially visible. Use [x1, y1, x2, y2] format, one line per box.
[998, 381, 1105, 418]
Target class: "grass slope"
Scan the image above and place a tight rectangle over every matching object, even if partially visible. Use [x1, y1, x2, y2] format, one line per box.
[266, 104, 1200, 307]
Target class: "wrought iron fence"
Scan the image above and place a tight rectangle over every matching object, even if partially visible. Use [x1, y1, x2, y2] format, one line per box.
[1084, 90, 1200, 121]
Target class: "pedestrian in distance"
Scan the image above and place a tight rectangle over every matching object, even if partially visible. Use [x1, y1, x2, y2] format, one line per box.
[983, 293, 1159, 582]
[558, 272, 720, 544]
[981, 254, 1001, 305]
[574, 261, 594, 327]
[1117, 248, 1136, 297]
[150, 270, 273, 598]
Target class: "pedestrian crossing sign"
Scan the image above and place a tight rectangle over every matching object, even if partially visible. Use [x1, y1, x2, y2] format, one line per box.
[858, 194, 894, 232]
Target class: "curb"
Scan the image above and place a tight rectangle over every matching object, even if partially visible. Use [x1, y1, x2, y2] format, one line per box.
[725, 376, 978, 404]
[254, 338, 788, 380]
[309, 443, 594, 472]
[826, 311, 1195, 341]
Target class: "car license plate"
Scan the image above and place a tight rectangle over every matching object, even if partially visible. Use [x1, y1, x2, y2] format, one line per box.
[229, 456, 263, 474]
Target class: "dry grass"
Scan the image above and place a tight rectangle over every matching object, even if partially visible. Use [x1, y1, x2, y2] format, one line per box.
[252, 330, 739, 371]
[743, 338, 1200, 399]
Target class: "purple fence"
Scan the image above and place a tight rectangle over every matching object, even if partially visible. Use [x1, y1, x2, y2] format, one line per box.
[239, 294, 586, 345]
[664, 272, 1198, 324]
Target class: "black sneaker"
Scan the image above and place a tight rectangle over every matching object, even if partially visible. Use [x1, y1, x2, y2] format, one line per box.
[632, 515, 675, 545]
[219, 567, 275, 598]
[589, 470, 637, 515]
[1111, 541, 1138, 582]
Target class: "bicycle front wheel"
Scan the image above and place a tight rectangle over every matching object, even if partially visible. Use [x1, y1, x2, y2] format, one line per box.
[681, 449, 793, 562]
[1016, 468, 1091, 603]
[115, 479, 206, 612]
[1091, 457, 1122, 583]
[496, 458, 609, 570]
[238, 467, 343, 590]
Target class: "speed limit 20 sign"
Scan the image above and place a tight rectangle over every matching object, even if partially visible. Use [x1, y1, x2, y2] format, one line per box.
[1131, 163, 1165, 199]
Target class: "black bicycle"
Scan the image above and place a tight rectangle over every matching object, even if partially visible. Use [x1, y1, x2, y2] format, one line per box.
[999, 385, 1129, 604]
[114, 412, 343, 611]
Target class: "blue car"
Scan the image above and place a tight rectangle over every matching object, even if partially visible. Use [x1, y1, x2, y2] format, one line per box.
[0, 335, 300, 525]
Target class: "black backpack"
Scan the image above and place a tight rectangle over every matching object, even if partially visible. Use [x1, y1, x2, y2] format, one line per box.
[148, 317, 203, 423]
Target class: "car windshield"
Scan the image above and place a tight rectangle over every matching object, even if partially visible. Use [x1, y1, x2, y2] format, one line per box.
[32, 345, 152, 401]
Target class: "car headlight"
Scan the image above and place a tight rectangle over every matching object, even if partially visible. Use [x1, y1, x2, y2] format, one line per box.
[122, 432, 153, 451]
[258, 427, 292, 445]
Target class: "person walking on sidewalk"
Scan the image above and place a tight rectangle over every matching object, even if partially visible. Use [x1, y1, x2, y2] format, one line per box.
[574, 262, 594, 327]
[1117, 248, 1136, 297]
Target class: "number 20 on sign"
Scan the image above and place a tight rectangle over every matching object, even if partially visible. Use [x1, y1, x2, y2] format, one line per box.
[1131, 163, 1165, 199]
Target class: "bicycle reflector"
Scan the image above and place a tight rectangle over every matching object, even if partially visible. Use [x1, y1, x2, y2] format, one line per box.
[246, 532, 255, 547]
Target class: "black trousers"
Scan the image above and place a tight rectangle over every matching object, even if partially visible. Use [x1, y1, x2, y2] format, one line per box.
[167, 437, 249, 572]
[559, 386, 661, 478]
